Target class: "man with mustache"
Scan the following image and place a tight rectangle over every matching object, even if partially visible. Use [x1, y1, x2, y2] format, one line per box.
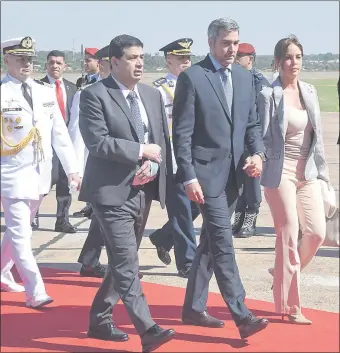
[149, 38, 200, 278]
[32, 50, 78, 233]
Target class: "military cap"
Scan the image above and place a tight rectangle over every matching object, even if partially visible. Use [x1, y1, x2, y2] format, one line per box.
[159, 38, 193, 56]
[237, 43, 256, 56]
[85, 47, 99, 57]
[95, 45, 109, 61]
[1, 36, 36, 57]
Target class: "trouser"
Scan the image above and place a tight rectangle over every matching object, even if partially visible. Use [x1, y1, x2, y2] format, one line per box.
[149, 176, 200, 270]
[264, 158, 326, 314]
[52, 151, 72, 224]
[89, 187, 155, 335]
[235, 150, 262, 213]
[183, 169, 251, 325]
[1, 195, 46, 300]
[77, 213, 105, 268]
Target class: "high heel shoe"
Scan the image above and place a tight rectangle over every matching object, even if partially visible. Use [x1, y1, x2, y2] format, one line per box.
[281, 313, 312, 325]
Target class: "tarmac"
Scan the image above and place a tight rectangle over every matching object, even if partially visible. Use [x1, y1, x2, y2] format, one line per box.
[1, 112, 339, 313]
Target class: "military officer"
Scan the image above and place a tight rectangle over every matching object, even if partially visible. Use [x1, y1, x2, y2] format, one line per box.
[0, 36, 80, 308]
[149, 38, 200, 278]
[233, 43, 270, 238]
[75, 47, 100, 89]
[69, 45, 110, 278]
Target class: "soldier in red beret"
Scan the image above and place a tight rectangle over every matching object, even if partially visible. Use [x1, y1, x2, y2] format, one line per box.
[233, 43, 269, 239]
[76, 47, 100, 88]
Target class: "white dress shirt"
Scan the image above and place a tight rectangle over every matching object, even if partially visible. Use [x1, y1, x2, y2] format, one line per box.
[47, 74, 67, 114]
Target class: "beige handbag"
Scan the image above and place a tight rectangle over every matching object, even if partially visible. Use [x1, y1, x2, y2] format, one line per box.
[319, 180, 339, 247]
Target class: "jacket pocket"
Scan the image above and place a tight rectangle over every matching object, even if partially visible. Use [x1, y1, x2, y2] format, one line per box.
[192, 147, 213, 162]
[265, 148, 280, 160]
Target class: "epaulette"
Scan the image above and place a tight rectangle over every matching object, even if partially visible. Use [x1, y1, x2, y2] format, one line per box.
[34, 79, 53, 88]
[252, 70, 264, 85]
[153, 77, 167, 87]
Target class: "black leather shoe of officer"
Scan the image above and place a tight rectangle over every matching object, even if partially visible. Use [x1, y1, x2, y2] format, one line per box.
[237, 314, 269, 339]
[55, 222, 77, 233]
[182, 309, 224, 328]
[141, 324, 175, 352]
[178, 267, 191, 278]
[31, 216, 39, 230]
[80, 263, 107, 278]
[73, 204, 93, 219]
[149, 235, 171, 265]
[87, 323, 129, 342]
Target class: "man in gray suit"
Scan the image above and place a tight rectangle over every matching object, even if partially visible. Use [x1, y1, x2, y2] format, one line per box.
[172, 18, 269, 339]
[78, 35, 175, 352]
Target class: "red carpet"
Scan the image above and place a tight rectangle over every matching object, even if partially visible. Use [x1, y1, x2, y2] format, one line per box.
[1, 267, 339, 352]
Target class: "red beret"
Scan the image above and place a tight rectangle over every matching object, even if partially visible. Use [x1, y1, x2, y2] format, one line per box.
[85, 48, 99, 57]
[238, 43, 256, 55]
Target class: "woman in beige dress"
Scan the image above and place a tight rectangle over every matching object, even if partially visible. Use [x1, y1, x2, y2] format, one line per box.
[258, 36, 331, 324]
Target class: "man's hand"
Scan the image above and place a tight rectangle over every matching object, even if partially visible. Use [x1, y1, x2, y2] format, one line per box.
[184, 181, 205, 204]
[68, 173, 82, 190]
[132, 161, 157, 185]
[143, 144, 162, 163]
[243, 154, 263, 178]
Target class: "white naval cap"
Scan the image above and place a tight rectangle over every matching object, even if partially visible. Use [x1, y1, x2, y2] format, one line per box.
[1, 36, 36, 57]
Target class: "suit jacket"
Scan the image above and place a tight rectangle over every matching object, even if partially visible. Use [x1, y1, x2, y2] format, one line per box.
[78, 75, 172, 207]
[172, 55, 264, 198]
[41, 75, 77, 125]
[1, 74, 78, 199]
[258, 77, 330, 188]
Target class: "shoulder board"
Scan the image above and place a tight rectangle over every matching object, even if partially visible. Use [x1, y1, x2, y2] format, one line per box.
[153, 77, 167, 87]
[34, 79, 53, 88]
[253, 70, 264, 83]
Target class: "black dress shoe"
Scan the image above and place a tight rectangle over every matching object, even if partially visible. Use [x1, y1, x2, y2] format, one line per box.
[73, 204, 93, 218]
[141, 324, 175, 353]
[178, 268, 191, 278]
[31, 216, 39, 230]
[138, 271, 144, 279]
[88, 323, 129, 342]
[238, 314, 269, 339]
[155, 246, 171, 265]
[232, 211, 245, 235]
[182, 309, 224, 328]
[80, 263, 107, 278]
[55, 222, 77, 233]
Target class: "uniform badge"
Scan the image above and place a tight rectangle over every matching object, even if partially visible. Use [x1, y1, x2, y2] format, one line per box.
[4, 117, 8, 123]
[15, 117, 21, 124]
[168, 80, 174, 87]
[43, 101, 55, 108]
[7, 126, 12, 132]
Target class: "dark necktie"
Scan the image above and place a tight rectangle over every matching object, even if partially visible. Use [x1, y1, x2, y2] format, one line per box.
[219, 67, 233, 115]
[21, 82, 33, 110]
[127, 91, 145, 143]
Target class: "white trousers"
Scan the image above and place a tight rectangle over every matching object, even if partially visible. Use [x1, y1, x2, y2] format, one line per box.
[1, 195, 46, 300]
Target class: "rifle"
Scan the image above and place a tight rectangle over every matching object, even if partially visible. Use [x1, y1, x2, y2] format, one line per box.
[80, 44, 85, 87]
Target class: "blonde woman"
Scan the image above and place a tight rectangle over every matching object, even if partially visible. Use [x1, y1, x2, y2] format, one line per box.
[258, 36, 330, 324]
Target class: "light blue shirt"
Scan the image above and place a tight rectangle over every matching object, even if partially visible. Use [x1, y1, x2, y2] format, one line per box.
[208, 53, 233, 90]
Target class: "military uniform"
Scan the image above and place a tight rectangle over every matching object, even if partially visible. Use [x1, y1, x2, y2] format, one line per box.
[0, 37, 79, 307]
[233, 43, 269, 238]
[148, 38, 200, 276]
[76, 47, 100, 89]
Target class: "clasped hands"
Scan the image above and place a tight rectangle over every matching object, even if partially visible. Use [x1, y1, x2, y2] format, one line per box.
[132, 144, 162, 186]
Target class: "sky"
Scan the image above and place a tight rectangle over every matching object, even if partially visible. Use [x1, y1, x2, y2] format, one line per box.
[1, 1, 339, 55]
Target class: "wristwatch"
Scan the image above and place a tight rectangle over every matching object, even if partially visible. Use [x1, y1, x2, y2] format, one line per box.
[253, 152, 267, 161]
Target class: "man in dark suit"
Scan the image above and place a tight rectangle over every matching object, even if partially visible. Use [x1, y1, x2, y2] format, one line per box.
[76, 48, 100, 89]
[32, 50, 78, 233]
[78, 35, 175, 351]
[172, 18, 269, 339]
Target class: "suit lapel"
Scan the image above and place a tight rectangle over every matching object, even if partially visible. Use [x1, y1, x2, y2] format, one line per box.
[272, 79, 285, 137]
[63, 79, 73, 121]
[104, 76, 138, 137]
[137, 84, 157, 143]
[299, 81, 317, 132]
[202, 56, 232, 126]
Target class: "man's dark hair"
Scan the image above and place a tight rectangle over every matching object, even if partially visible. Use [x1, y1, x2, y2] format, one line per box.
[47, 50, 66, 60]
[109, 35, 143, 59]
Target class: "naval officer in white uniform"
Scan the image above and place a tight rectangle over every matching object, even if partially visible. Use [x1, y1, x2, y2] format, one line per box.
[0, 36, 81, 308]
